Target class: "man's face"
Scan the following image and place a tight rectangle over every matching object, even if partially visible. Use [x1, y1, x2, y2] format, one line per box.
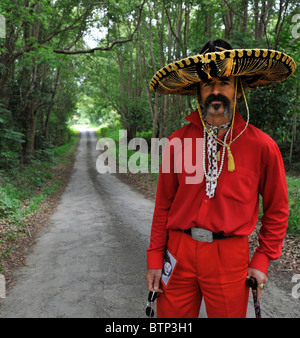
[199, 76, 239, 125]
[163, 262, 172, 276]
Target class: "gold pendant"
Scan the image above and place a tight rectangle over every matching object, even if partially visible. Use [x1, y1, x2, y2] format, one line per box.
[227, 147, 235, 172]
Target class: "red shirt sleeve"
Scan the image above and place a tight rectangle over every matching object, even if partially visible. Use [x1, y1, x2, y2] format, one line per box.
[249, 139, 289, 275]
[147, 138, 179, 269]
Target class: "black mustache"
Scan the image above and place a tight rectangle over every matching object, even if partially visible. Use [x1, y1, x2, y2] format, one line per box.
[205, 94, 230, 106]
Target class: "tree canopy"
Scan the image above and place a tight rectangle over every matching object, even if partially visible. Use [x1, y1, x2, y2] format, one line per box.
[0, 0, 299, 167]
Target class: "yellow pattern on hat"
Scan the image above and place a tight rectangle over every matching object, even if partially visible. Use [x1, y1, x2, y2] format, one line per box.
[150, 49, 296, 95]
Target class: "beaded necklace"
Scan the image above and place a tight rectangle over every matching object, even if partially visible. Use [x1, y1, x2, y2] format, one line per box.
[196, 78, 250, 197]
[203, 126, 231, 182]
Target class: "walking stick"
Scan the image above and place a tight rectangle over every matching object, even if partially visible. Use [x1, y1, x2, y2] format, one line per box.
[246, 276, 262, 318]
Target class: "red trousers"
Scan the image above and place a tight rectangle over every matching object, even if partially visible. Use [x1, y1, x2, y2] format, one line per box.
[157, 230, 249, 318]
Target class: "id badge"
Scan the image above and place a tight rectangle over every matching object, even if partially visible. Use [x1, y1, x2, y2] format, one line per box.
[161, 249, 177, 287]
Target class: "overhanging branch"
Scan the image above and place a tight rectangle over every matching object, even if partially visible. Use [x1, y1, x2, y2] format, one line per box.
[53, 0, 145, 55]
[53, 37, 133, 54]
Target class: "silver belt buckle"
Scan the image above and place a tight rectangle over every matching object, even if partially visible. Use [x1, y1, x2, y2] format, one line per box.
[191, 228, 213, 243]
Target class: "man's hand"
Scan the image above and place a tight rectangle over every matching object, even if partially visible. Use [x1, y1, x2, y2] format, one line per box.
[145, 269, 163, 293]
[247, 267, 268, 301]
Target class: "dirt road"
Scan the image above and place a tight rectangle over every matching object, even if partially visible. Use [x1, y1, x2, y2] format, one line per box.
[0, 130, 298, 318]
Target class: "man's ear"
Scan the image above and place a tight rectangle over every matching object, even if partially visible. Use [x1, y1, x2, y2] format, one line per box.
[236, 77, 246, 100]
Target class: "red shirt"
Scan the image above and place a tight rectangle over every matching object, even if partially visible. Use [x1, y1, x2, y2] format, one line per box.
[147, 109, 289, 275]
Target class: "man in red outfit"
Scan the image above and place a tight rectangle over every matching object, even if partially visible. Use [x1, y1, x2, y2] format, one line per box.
[145, 39, 295, 317]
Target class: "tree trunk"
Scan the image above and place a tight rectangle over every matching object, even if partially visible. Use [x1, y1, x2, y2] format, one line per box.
[289, 76, 299, 163]
[243, 0, 248, 33]
[222, 1, 234, 39]
[146, 0, 164, 138]
[43, 67, 61, 140]
[20, 103, 37, 163]
[274, 0, 290, 49]
[254, 0, 259, 39]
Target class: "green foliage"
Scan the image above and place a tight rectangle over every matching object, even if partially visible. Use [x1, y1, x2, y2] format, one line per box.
[286, 176, 300, 235]
[0, 183, 21, 217]
[0, 103, 24, 168]
[52, 127, 79, 158]
[1, 0, 298, 160]
[0, 0, 87, 164]
[246, 81, 294, 139]
[258, 175, 300, 236]
[0, 129, 79, 263]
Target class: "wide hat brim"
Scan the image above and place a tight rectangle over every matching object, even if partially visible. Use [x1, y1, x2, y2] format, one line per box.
[149, 49, 296, 95]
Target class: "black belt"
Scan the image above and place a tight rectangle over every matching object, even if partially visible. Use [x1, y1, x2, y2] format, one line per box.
[183, 229, 233, 240]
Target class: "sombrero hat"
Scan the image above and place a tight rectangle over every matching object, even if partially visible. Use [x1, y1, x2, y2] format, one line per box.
[149, 42, 296, 96]
[149, 40, 297, 176]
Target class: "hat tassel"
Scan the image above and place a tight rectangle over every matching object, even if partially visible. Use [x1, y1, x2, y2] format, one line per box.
[227, 147, 235, 172]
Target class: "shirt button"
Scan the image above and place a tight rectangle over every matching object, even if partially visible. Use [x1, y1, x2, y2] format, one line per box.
[204, 199, 208, 203]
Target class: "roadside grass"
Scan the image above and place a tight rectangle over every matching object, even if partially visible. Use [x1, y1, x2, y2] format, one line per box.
[53, 126, 79, 161]
[0, 127, 79, 269]
[286, 176, 300, 236]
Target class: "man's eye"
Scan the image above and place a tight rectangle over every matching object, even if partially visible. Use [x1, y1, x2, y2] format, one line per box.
[221, 81, 229, 85]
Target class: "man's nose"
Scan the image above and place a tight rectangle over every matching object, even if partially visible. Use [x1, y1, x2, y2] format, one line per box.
[211, 84, 221, 95]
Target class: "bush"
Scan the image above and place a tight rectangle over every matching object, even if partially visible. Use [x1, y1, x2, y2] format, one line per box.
[0, 104, 24, 169]
[0, 186, 21, 217]
[286, 176, 300, 236]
